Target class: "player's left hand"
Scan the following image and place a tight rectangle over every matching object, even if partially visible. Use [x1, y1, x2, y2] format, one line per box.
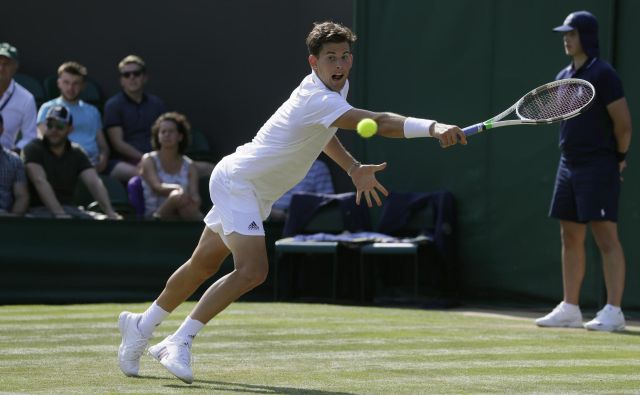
[349, 162, 389, 207]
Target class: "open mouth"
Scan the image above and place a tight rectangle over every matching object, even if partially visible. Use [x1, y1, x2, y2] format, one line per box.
[331, 74, 344, 81]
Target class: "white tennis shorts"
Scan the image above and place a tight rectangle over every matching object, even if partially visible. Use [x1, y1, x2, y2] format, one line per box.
[204, 160, 269, 245]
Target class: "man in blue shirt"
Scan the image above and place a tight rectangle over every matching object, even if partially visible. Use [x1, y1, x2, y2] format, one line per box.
[536, 11, 632, 332]
[37, 62, 109, 172]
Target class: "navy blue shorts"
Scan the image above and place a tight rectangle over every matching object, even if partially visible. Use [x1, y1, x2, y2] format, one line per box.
[549, 156, 620, 223]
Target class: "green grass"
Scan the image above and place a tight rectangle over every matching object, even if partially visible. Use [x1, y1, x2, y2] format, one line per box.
[0, 302, 639, 394]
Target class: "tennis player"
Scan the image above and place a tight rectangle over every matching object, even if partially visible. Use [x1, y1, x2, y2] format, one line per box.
[118, 21, 467, 383]
[536, 11, 632, 332]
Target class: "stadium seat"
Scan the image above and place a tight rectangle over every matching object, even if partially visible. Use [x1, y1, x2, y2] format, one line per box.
[187, 129, 214, 162]
[74, 175, 134, 217]
[14, 73, 46, 106]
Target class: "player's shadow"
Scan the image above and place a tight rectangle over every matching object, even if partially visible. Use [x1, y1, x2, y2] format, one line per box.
[141, 375, 357, 394]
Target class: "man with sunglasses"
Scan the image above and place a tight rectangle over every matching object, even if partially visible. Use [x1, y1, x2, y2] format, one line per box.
[22, 105, 122, 219]
[103, 55, 167, 182]
[103, 55, 214, 183]
[37, 62, 109, 173]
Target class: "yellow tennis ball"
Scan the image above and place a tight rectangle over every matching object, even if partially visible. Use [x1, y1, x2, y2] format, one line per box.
[357, 118, 378, 138]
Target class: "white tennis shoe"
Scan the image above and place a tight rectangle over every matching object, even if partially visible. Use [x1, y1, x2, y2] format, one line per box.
[149, 336, 194, 384]
[584, 305, 626, 332]
[535, 302, 583, 328]
[118, 311, 150, 377]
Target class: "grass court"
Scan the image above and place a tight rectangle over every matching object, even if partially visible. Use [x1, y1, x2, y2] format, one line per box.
[0, 302, 639, 394]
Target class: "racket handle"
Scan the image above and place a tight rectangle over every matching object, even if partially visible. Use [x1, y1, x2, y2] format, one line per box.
[463, 123, 485, 136]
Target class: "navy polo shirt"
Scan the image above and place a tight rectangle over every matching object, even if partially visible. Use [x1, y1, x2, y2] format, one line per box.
[555, 58, 624, 161]
[103, 91, 167, 159]
[22, 138, 92, 207]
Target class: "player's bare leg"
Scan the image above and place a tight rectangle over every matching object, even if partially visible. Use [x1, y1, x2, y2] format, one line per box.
[590, 220, 625, 306]
[560, 220, 587, 305]
[535, 220, 586, 328]
[149, 231, 268, 383]
[190, 233, 269, 323]
[156, 227, 231, 312]
[119, 227, 229, 378]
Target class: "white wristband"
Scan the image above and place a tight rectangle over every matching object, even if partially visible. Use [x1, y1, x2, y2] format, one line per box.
[404, 117, 435, 138]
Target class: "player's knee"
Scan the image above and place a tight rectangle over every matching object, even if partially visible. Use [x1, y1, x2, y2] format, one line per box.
[188, 256, 223, 280]
[236, 261, 269, 288]
[595, 237, 621, 254]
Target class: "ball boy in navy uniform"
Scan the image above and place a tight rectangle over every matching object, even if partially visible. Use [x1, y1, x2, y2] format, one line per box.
[536, 11, 632, 332]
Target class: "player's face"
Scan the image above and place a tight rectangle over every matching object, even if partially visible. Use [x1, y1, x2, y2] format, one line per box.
[0, 56, 17, 85]
[57, 72, 84, 102]
[309, 42, 353, 92]
[157, 120, 183, 148]
[563, 30, 584, 57]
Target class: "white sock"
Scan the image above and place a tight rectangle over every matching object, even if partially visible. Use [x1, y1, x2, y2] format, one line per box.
[560, 301, 580, 312]
[172, 316, 205, 347]
[604, 304, 621, 313]
[138, 301, 170, 338]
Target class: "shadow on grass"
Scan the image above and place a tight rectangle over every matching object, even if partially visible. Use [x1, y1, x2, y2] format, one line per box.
[140, 375, 357, 394]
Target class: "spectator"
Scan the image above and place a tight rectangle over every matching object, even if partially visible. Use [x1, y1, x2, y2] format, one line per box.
[37, 61, 109, 172]
[103, 55, 167, 182]
[0, 113, 29, 216]
[0, 42, 37, 152]
[140, 112, 202, 220]
[269, 159, 334, 221]
[22, 104, 121, 220]
[103, 54, 213, 182]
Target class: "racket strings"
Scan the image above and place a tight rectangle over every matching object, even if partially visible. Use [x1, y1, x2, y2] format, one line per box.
[517, 83, 594, 121]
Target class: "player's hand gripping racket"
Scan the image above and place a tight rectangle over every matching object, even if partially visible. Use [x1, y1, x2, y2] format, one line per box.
[463, 78, 595, 136]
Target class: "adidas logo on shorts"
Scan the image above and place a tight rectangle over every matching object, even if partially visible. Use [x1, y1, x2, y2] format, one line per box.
[248, 221, 260, 231]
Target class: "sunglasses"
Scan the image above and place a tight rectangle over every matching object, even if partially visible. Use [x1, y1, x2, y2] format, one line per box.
[120, 70, 144, 78]
[46, 120, 67, 130]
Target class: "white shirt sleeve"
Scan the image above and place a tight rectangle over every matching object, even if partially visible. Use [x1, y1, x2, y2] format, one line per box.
[303, 91, 353, 129]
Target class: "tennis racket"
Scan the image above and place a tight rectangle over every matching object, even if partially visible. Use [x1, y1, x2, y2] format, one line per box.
[463, 78, 595, 136]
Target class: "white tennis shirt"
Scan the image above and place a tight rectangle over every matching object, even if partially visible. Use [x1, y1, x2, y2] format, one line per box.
[222, 70, 353, 202]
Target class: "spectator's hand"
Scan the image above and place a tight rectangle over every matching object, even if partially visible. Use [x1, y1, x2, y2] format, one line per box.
[431, 123, 467, 148]
[350, 162, 389, 207]
[96, 153, 108, 173]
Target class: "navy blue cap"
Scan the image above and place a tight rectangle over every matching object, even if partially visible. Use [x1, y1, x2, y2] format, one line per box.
[553, 11, 599, 58]
[46, 104, 73, 125]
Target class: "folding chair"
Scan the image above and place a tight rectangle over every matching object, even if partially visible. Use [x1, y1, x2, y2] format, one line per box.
[359, 191, 445, 303]
[273, 192, 370, 302]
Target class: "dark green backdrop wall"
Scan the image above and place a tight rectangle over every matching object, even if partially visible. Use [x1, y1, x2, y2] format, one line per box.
[1, 0, 637, 309]
[353, 0, 639, 309]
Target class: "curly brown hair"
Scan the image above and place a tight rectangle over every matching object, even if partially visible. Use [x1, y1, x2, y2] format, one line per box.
[151, 112, 192, 154]
[306, 21, 357, 56]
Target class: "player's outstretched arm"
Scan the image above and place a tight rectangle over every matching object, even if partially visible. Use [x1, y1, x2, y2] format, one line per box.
[332, 108, 467, 147]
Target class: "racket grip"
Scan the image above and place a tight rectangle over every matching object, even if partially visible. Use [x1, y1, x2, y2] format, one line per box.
[462, 123, 484, 136]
